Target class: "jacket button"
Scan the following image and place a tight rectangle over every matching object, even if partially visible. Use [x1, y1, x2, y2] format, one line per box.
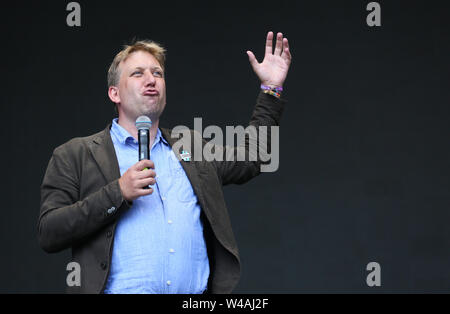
[100, 262, 107, 270]
[106, 230, 112, 238]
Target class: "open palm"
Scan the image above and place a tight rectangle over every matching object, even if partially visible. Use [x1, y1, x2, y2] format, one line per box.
[247, 32, 292, 88]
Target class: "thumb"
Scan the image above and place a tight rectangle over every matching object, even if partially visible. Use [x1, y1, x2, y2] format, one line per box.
[246, 50, 258, 70]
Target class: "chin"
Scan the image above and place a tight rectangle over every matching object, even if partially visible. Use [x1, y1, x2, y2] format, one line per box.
[139, 110, 161, 121]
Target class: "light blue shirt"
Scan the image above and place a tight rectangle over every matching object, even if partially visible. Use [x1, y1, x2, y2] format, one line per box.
[104, 118, 209, 294]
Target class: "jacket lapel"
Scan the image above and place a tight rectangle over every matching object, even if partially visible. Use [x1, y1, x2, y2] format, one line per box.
[88, 124, 121, 184]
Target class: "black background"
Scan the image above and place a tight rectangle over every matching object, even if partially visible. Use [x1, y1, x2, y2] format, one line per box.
[1, 0, 449, 293]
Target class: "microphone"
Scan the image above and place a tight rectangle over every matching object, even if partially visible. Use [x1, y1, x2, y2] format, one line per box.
[136, 116, 152, 161]
[135, 116, 152, 189]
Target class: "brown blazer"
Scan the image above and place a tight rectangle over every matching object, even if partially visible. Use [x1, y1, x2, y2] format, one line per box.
[38, 92, 285, 293]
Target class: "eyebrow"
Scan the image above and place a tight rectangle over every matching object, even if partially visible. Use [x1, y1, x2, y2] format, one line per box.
[131, 66, 163, 73]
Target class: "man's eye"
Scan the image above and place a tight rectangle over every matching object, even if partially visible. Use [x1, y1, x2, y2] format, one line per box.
[154, 71, 163, 77]
[132, 71, 142, 76]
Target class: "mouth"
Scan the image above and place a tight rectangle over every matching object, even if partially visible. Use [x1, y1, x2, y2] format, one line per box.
[143, 89, 159, 96]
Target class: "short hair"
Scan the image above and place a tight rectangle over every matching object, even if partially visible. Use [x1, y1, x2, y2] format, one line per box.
[107, 40, 166, 87]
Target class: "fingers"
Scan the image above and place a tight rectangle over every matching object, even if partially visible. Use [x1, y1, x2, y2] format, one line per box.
[265, 31, 274, 56]
[136, 167, 156, 180]
[281, 38, 292, 63]
[135, 159, 154, 171]
[274, 32, 283, 56]
[265, 31, 288, 57]
[138, 176, 156, 187]
[132, 160, 157, 180]
[135, 176, 157, 197]
[136, 187, 154, 197]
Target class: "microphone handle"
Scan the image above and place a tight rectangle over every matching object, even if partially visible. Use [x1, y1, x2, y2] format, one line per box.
[138, 129, 150, 189]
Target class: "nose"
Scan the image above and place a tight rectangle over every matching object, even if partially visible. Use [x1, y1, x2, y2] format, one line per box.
[144, 70, 156, 86]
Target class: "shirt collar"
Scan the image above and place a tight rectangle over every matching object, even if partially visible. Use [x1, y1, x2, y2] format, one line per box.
[111, 118, 168, 146]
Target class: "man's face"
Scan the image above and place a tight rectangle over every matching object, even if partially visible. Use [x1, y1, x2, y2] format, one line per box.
[114, 50, 166, 122]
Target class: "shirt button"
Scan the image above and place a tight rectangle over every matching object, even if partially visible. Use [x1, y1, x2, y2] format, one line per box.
[162, 197, 166, 201]
[169, 249, 175, 253]
[168, 220, 173, 224]
[166, 280, 171, 286]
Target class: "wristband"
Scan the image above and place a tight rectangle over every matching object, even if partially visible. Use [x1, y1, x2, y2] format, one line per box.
[260, 84, 283, 92]
[261, 84, 283, 98]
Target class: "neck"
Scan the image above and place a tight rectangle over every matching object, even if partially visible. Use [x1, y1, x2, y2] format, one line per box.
[117, 115, 160, 147]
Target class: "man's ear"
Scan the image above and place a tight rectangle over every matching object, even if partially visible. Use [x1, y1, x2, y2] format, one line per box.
[108, 86, 120, 104]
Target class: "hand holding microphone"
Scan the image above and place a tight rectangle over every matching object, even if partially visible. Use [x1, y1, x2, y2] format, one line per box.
[118, 116, 155, 201]
[118, 160, 156, 201]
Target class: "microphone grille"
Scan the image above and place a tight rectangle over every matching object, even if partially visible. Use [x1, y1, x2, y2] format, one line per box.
[135, 116, 152, 130]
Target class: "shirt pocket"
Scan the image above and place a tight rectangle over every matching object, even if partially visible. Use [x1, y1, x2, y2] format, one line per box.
[169, 151, 196, 203]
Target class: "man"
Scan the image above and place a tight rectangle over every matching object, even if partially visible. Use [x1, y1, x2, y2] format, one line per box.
[38, 32, 292, 294]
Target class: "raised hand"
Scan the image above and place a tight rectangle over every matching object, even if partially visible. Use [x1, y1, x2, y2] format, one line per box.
[247, 31, 292, 88]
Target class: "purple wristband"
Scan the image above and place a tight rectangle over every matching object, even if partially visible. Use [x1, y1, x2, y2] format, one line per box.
[260, 84, 283, 92]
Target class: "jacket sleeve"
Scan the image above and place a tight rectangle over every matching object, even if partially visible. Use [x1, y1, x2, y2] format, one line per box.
[38, 143, 131, 253]
[212, 91, 286, 185]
